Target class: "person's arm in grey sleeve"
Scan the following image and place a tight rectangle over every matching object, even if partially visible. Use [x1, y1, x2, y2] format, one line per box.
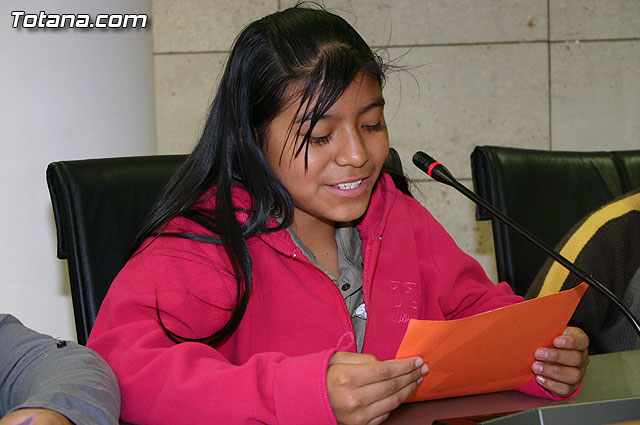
[0, 314, 120, 425]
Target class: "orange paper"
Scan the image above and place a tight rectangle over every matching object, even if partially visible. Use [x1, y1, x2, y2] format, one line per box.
[395, 283, 588, 402]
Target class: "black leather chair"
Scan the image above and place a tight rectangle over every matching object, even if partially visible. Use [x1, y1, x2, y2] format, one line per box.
[470, 146, 640, 296]
[47, 155, 187, 344]
[47, 149, 406, 344]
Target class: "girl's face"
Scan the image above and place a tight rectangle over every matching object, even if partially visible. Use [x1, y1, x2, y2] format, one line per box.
[264, 72, 390, 230]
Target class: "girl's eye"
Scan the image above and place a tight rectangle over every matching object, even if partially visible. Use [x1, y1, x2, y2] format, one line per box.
[309, 134, 331, 145]
[363, 122, 385, 132]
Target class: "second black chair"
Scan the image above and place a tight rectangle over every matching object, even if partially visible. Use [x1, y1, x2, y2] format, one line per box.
[470, 146, 640, 296]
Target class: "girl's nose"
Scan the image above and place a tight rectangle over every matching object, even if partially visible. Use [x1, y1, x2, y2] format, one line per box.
[335, 129, 367, 168]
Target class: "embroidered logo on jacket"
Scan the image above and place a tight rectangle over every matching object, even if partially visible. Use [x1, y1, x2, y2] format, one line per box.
[391, 280, 418, 323]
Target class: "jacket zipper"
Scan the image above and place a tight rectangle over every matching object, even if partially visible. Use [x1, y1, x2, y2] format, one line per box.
[360, 233, 382, 351]
[289, 252, 357, 340]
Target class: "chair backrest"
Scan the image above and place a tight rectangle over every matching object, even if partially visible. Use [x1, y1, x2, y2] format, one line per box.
[47, 149, 405, 344]
[47, 155, 187, 344]
[470, 146, 640, 296]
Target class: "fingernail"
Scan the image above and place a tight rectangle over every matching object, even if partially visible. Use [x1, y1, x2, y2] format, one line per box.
[536, 375, 546, 384]
[414, 357, 424, 368]
[554, 337, 567, 348]
[417, 376, 423, 385]
[532, 361, 544, 374]
[421, 364, 429, 375]
[535, 348, 548, 360]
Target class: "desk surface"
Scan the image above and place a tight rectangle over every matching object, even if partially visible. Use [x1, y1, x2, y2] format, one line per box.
[386, 349, 640, 424]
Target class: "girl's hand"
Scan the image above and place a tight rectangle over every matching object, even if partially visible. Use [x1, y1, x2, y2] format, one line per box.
[532, 326, 590, 397]
[327, 351, 428, 425]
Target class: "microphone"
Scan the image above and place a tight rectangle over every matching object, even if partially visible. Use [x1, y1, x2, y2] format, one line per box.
[412, 151, 640, 337]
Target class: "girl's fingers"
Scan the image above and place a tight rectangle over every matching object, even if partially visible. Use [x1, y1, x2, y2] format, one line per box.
[343, 357, 426, 387]
[554, 327, 590, 351]
[348, 372, 418, 425]
[367, 413, 391, 425]
[534, 374, 575, 398]
[534, 346, 589, 368]
[532, 361, 584, 386]
[327, 355, 427, 425]
[358, 363, 423, 400]
[534, 327, 590, 368]
[531, 327, 591, 398]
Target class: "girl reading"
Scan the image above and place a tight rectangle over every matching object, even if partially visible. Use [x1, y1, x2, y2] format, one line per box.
[88, 5, 589, 424]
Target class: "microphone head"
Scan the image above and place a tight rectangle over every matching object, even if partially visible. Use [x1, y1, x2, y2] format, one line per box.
[412, 151, 438, 174]
[412, 151, 456, 186]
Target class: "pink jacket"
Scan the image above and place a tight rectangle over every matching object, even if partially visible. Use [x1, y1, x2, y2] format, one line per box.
[88, 174, 561, 425]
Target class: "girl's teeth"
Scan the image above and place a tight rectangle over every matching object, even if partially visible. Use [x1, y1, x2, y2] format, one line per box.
[337, 180, 362, 190]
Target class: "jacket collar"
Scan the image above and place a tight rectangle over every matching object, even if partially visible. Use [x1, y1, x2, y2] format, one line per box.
[356, 173, 396, 240]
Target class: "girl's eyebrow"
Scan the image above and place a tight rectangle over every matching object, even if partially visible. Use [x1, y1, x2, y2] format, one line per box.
[295, 97, 385, 124]
[358, 97, 386, 114]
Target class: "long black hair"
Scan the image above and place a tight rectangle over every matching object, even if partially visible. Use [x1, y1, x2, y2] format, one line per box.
[133, 4, 393, 346]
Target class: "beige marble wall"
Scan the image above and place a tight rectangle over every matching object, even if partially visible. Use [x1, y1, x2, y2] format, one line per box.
[152, 0, 640, 282]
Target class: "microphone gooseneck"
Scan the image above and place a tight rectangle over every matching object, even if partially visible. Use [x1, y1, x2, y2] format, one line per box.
[412, 151, 640, 337]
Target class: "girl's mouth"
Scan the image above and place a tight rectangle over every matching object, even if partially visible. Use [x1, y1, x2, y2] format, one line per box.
[336, 180, 363, 190]
[327, 177, 370, 199]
